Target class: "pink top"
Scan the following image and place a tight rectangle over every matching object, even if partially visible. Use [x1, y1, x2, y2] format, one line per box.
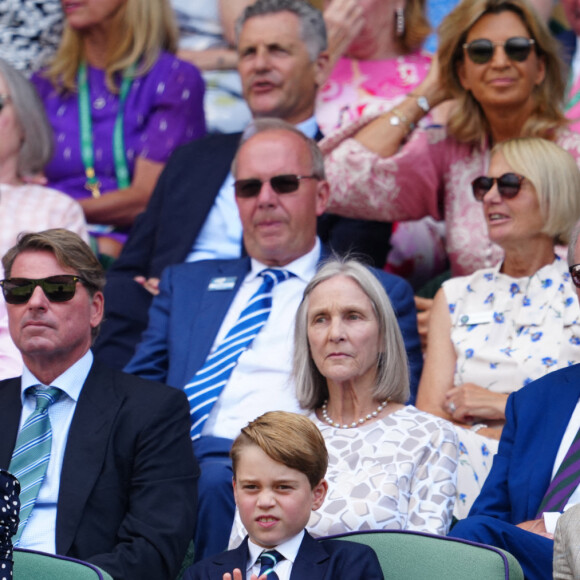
[320, 117, 580, 276]
[316, 52, 431, 136]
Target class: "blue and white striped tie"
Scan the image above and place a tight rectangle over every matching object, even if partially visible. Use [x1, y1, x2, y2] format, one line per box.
[9, 386, 62, 544]
[185, 269, 293, 440]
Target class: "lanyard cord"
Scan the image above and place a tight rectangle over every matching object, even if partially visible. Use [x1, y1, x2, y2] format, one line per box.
[78, 62, 135, 198]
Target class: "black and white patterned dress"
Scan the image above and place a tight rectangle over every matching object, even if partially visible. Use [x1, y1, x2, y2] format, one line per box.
[0, 0, 63, 76]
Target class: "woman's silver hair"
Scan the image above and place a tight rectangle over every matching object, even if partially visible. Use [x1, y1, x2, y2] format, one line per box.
[231, 118, 325, 179]
[293, 258, 410, 410]
[235, 0, 327, 61]
[491, 137, 580, 246]
[568, 220, 580, 267]
[0, 58, 54, 176]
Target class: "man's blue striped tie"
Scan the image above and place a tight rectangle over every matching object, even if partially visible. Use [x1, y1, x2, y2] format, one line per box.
[185, 268, 293, 440]
[9, 386, 62, 544]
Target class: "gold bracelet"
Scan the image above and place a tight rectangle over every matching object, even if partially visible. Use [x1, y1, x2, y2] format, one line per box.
[388, 108, 415, 132]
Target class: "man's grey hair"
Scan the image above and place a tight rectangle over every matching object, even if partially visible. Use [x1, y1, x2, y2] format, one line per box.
[231, 118, 325, 179]
[235, 0, 327, 61]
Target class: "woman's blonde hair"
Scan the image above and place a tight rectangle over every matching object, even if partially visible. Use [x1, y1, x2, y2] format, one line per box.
[293, 258, 410, 411]
[491, 138, 580, 245]
[46, 0, 178, 93]
[438, 0, 567, 144]
[401, 0, 431, 53]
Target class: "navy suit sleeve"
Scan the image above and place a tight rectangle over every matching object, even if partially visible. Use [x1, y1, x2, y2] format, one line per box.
[124, 267, 174, 383]
[373, 270, 422, 404]
[467, 391, 517, 522]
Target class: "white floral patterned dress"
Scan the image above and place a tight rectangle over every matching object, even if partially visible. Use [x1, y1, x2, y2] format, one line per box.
[229, 406, 458, 547]
[443, 257, 580, 518]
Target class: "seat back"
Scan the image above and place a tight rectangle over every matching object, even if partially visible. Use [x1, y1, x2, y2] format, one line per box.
[321, 530, 524, 580]
[13, 548, 114, 580]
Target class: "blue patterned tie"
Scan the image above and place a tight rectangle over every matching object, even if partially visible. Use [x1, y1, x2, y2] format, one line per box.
[259, 549, 285, 579]
[185, 269, 294, 440]
[9, 386, 62, 544]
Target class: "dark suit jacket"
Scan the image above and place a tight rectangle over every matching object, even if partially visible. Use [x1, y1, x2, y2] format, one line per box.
[184, 532, 384, 580]
[0, 360, 200, 580]
[466, 363, 580, 523]
[95, 132, 391, 370]
[124, 256, 422, 400]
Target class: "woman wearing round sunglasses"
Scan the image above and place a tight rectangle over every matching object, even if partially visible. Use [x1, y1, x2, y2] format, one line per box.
[415, 137, 580, 518]
[319, 0, 578, 280]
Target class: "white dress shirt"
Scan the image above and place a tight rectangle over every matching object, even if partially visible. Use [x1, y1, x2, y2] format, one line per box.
[185, 116, 319, 263]
[246, 530, 305, 580]
[16, 350, 93, 553]
[201, 239, 321, 439]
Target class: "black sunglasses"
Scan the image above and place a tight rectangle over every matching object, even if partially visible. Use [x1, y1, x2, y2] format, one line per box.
[463, 37, 536, 64]
[0, 94, 10, 113]
[234, 174, 319, 198]
[0, 275, 89, 305]
[570, 265, 580, 289]
[471, 173, 525, 202]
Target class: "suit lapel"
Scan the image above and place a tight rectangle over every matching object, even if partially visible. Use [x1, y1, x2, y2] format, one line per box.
[290, 532, 330, 579]
[0, 378, 22, 468]
[212, 537, 250, 575]
[182, 259, 251, 381]
[56, 362, 124, 554]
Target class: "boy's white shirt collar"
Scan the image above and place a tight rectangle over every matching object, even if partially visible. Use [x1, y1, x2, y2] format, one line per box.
[247, 529, 305, 568]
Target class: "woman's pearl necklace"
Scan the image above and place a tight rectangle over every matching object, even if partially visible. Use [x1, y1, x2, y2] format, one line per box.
[321, 399, 388, 429]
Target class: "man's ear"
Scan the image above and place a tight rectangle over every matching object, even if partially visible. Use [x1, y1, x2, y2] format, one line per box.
[313, 51, 330, 88]
[315, 180, 330, 216]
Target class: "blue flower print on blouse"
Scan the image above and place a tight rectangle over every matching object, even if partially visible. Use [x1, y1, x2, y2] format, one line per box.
[459, 442, 468, 454]
[449, 303, 456, 314]
[484, 293, 494, 304]
[542, 357, 557, 368]
[509, 283, 520, 297]
[500, 347, 515, 357]
[531, 332, 543, 342]
[524, 377, 532, 386]
[494, 312, 504, 323]
[571, 336, 580, 345]
[541, 278, 553, 289]
[565, 297, 574, 307]
[459, 493, 467, 505]
[483, 273, 494, 281]
[490, 362, 498, 369]
[523, 296, 531, 307]
[465, 348, 474, 359]
[481, 443, 490, 456]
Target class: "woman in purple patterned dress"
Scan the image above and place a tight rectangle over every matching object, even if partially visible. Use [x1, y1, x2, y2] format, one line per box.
[33, 0, 206, 258]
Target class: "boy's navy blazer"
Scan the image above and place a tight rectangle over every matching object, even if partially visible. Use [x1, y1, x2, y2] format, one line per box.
[184, 531, 384, 580]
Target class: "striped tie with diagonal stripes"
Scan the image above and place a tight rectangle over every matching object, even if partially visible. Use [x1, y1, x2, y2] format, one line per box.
[258, 549, 285, 579]
[185, 268, 294, 441]
[536, 425, 580, 516]
[9, 386, 62, 544]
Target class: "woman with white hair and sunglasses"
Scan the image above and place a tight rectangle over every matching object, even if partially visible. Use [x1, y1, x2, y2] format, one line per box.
[416, 137, 580, 518]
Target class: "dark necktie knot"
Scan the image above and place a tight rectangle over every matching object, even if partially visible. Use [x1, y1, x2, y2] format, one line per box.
[259, 549, 285, 578]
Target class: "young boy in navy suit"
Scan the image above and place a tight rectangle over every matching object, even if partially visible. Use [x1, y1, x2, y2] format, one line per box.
[185, 411, 384, 580]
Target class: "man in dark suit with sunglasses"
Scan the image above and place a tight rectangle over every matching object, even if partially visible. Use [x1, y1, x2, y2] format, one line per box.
[0, 229, 199, 580]
[450, 222, 580, 580]
[126, 119, 421, 561]
[94, 0, 392, 371]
